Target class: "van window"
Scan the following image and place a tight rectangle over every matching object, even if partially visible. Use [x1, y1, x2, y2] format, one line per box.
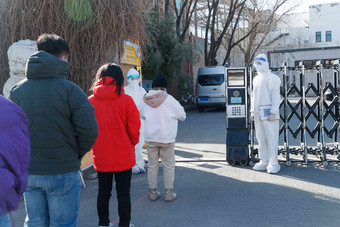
[198, 74, 224, 86]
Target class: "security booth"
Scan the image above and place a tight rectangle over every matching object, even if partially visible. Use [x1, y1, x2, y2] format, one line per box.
[225, 67, 249, 165]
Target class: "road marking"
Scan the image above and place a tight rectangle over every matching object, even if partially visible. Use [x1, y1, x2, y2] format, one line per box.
[112, 191, 149, 225]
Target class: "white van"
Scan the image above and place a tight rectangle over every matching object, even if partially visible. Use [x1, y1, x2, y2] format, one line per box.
[196, 66, 226, 112]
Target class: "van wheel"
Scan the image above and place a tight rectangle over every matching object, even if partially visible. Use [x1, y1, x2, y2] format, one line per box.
[197, 105, 205, 112]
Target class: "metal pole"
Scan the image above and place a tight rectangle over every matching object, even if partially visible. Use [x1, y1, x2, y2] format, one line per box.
[316, 60, 327, 166]
[333, 60, 340, 143]
[300, 61, 308, 164]
[332, 60, 340, 160]
[249, 66, 255, 166]
[300, 66, 304, 143]
[317, 68, 321, 143]
[334, 68, 338, 142]
[283, 62, 290, 165]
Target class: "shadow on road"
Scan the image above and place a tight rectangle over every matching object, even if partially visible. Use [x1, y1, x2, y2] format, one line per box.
[12, 162, 340, 227]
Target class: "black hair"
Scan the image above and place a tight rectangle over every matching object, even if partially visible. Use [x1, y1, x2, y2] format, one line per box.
[91, 63, 124, 95]
[37, 34, 69, 58]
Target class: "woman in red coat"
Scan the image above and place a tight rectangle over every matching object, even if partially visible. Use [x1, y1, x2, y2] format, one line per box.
[89, 63, 140, 227]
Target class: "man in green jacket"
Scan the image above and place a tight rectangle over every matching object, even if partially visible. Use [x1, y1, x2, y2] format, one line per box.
[10, 34, 98, 227]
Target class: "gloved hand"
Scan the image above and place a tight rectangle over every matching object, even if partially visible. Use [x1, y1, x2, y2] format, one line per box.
[268, 114, 277, 121]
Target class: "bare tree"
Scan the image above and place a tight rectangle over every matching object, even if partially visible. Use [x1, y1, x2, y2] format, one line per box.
[0, 0, 146, 93]
[173, 0, 199, 41]
[221, 0, 261, 66]
[164, 0, 170, 14]
[235, 0, 295, 65]
[200, 0, 260, 66]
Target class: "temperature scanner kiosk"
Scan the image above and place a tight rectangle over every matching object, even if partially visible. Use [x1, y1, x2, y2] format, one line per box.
[226, 67, 249, 165]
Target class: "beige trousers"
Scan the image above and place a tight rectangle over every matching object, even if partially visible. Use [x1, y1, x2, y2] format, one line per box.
[146, 142, 175, 190]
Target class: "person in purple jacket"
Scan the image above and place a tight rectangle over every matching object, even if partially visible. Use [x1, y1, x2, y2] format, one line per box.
[0, 95, 30, 227]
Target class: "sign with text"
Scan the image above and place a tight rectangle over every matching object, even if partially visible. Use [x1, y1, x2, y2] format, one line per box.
[121, 41, 141, 66]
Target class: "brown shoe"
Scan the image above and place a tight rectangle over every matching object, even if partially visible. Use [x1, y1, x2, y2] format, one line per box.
[149, 188, 161, 201]
[164, 189, 177, 202]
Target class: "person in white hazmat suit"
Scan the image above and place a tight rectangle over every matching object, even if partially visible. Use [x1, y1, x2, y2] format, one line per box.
[251, 54, 281, 174]
[125, 68, 147, 174]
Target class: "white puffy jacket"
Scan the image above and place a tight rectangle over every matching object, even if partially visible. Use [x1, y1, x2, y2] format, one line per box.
[140, 90, 186, 143]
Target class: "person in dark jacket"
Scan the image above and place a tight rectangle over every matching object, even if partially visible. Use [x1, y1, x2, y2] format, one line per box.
[89, 63, 140, 227]
[0, 95, 30, 227]
[9, 34, 98, 227]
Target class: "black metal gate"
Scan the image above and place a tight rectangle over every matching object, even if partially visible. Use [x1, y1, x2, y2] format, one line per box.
[249, 60, 340, 166]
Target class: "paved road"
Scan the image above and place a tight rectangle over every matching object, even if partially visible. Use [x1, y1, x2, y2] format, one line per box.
[12, 108, 340, 227]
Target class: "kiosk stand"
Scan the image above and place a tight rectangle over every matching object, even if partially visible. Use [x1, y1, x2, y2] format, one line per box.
[225, 67, 249, 165]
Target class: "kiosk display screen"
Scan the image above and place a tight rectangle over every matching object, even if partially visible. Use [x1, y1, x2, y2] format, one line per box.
[227, 69, 245, 86]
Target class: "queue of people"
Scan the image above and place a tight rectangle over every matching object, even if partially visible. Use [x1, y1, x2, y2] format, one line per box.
[0, 34, 186, 227]
[0, 33, 281, 227]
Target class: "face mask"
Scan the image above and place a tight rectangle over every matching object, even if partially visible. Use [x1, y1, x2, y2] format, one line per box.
[254, 61, 267, 73]
[129, 79, 140, 87]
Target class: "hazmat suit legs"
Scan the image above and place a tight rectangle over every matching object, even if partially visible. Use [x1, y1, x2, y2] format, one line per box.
[132, 143, 145, 174]
[253, 119, 280, 174]
[132, 121, 146, 174]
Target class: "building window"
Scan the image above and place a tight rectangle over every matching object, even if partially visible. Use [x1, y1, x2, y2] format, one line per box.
[326, 31, 332, 42]
[315, 32, 321, 43]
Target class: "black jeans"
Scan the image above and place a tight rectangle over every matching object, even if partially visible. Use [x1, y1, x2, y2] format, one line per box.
[97, 169, 132, 227]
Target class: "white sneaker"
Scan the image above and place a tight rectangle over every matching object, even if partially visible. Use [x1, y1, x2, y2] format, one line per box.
[253, 160, 268, 171]
[267, 164, 280, 174]
[132, 166, 140, 174]
[138, 166, 146, 173]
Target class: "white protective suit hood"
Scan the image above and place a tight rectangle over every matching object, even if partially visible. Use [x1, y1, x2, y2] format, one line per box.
[125, 68, 146, 110]
[254, 54, 270, 74]
[127, 68, 140, 88]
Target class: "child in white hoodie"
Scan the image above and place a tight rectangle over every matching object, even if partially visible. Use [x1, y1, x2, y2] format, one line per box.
[139, 74, 186, 202]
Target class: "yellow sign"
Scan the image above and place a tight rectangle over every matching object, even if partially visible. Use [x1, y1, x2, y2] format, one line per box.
[121, 41, 141, 66]
[81, 150, 93, 170]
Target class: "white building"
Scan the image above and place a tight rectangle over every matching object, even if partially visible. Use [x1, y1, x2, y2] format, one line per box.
[309, 2, 340, 45]
[269, 2, 340, 64]
[272, 12, 309, 49]
[267, 2, 340, 88]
